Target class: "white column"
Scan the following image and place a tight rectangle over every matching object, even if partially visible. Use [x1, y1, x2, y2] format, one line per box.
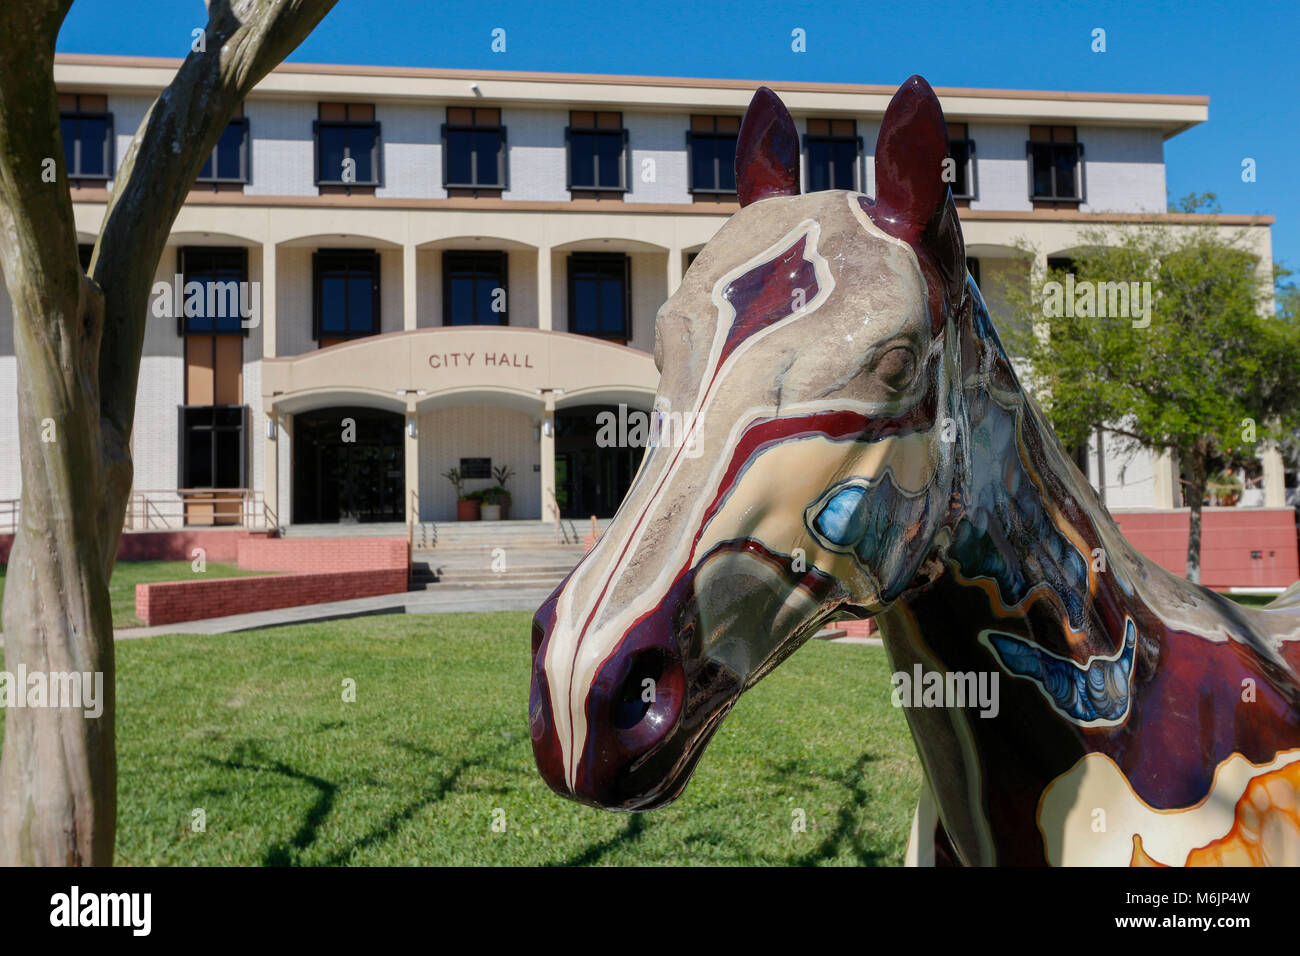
[262, 241, 277, 358]
[1263, 445, 1286, 507]
[537, 244, 553, 331]
[1153, 449, 1180, 509]
[540, 392, 556, 523]
[405, 399, 420, 521]
[667, 247, 683, 299]
[403, 243, 418, 331]
[263, 406, 278, 528]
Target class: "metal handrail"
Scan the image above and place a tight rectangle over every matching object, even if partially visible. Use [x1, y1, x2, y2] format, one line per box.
[4, 491, 273, 535]
[545, 488, 574, 544]
[125, 489, 268, 531]
[407, 489, 436, 553]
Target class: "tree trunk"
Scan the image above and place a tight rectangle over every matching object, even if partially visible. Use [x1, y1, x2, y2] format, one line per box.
[1185, 440, 1208, 585]
[0, 278, 116, 866]
[0, 0, 337, 866]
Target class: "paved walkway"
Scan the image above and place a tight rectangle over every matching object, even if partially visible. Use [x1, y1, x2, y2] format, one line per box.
[0, 586, 559, 643]
[0, 588, 886, 645]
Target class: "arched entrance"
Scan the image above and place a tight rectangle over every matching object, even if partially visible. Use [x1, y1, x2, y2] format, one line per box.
[293, 406, 404, 523]
[555, 404, 646, 519]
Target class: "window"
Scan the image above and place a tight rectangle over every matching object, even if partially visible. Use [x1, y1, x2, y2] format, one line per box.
[443, 251, 508, 325]
[78, 243, 93, 272]
[804, 118, 859, 192]
[180, 247, 249, 335]
[946, 122, 976, 200]
[180, 405, 246, 489]
[59, 93, 113, 181]
[443, 107, 506, 192]
[568, 253, 630, 340]
[687, 115, 739, 196]
[567, 111, 627, 194]
[313, 249, 380, 340]
[315, 103, 381, 188]
[1028, 126, 1084, 203]
[197, 111, 250, 184]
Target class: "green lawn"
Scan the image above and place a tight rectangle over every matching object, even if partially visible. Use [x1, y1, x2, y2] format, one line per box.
[0, 612, 921, 865]
[0, 559, 268, 629]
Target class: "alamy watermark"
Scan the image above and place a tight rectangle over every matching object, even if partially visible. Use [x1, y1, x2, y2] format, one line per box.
[0, 666, 104, 719]
[1042, 273, 1152, 329]
[596, 403, 703, 458]
[150, 275, 261, 328]
[890, 664, 999, 718]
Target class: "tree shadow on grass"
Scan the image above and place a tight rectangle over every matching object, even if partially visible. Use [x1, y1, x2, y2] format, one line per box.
[202, 743, 338, 866]
[784, 752, 890, 866]
[547, 812, 646, 867]
[203, 736, 506, 866]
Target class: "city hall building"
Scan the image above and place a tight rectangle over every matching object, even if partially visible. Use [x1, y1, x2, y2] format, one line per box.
[0, 55, 1287, 531]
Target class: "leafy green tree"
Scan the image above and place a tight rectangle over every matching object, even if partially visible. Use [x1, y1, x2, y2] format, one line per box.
[995, 195, 1300, 584]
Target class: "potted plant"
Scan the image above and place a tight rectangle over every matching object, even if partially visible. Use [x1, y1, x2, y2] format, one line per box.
[480, 486, 512, 521]
[1207, 470, 1242, 507]
[444, 467, 480, 521]
[480, 487, 503, 521]
[492, 465, 516, 520]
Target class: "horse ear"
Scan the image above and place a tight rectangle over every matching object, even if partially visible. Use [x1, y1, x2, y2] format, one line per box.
[736, 87, 800, 207]
[870, 75, 965, 303]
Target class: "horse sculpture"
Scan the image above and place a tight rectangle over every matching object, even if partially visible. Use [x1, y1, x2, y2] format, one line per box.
[529, 75, 1300, 866]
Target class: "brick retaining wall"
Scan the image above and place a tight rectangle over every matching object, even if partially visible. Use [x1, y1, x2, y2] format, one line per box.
[133, 535, 411, 627]
[1112, 507, 1298, 590]
[236, 536, 409, 573]
[136, 566, 409, 627]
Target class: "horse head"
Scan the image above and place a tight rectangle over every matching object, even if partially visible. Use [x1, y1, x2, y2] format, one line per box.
[530, 76, 973, 810]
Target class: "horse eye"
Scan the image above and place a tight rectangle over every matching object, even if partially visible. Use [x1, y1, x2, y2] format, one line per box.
[874, 345, 917, 391]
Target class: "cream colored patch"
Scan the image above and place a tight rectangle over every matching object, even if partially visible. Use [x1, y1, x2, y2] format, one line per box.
[1038, 748, 1300, 866]
[906, 776, 938, 866]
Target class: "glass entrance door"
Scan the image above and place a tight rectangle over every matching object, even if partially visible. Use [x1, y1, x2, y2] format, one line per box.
[555, 405, 644, 519]
[292, 406, 404, 523]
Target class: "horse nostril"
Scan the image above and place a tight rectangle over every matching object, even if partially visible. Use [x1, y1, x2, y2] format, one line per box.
[612, 649, 669, 731]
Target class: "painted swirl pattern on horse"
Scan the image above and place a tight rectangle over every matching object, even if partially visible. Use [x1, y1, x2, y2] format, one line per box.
[529, 77, 1300, 866]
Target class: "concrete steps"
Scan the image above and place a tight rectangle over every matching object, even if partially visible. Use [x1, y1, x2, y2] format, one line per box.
[411, 544, 590, 591]
[286, 520, 607, 592]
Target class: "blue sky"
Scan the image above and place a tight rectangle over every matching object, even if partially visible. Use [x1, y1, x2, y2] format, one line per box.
[57, 0, 1298, 278]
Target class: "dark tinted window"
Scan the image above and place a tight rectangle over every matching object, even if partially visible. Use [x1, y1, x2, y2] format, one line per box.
[316, 121, 380, 185]
[569, 253, 629, 339]
[61, 113, 111, 178]
[314, 250, 380, 337]
[445, 107, 506, 188]
[181, 247, 249, 334]
[198, 118, 250, 182]
[444, 251, 508, 325]
[688, 116, 739, 194]
[181, 405, 246, 489]
[1028, 126, 1083, 201]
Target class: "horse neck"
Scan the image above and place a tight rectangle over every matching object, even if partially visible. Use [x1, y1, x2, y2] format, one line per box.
[866, 307, 1157, 862]
[876, 296, 1156, 698]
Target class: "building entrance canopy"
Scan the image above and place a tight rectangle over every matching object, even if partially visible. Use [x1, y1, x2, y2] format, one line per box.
[262, 326, 658, 413]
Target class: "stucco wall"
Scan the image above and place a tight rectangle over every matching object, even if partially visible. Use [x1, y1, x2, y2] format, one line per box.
[418, 405, 541, 521]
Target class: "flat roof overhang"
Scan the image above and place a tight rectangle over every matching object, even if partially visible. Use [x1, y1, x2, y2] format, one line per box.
[53, 54, 1210, 139]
